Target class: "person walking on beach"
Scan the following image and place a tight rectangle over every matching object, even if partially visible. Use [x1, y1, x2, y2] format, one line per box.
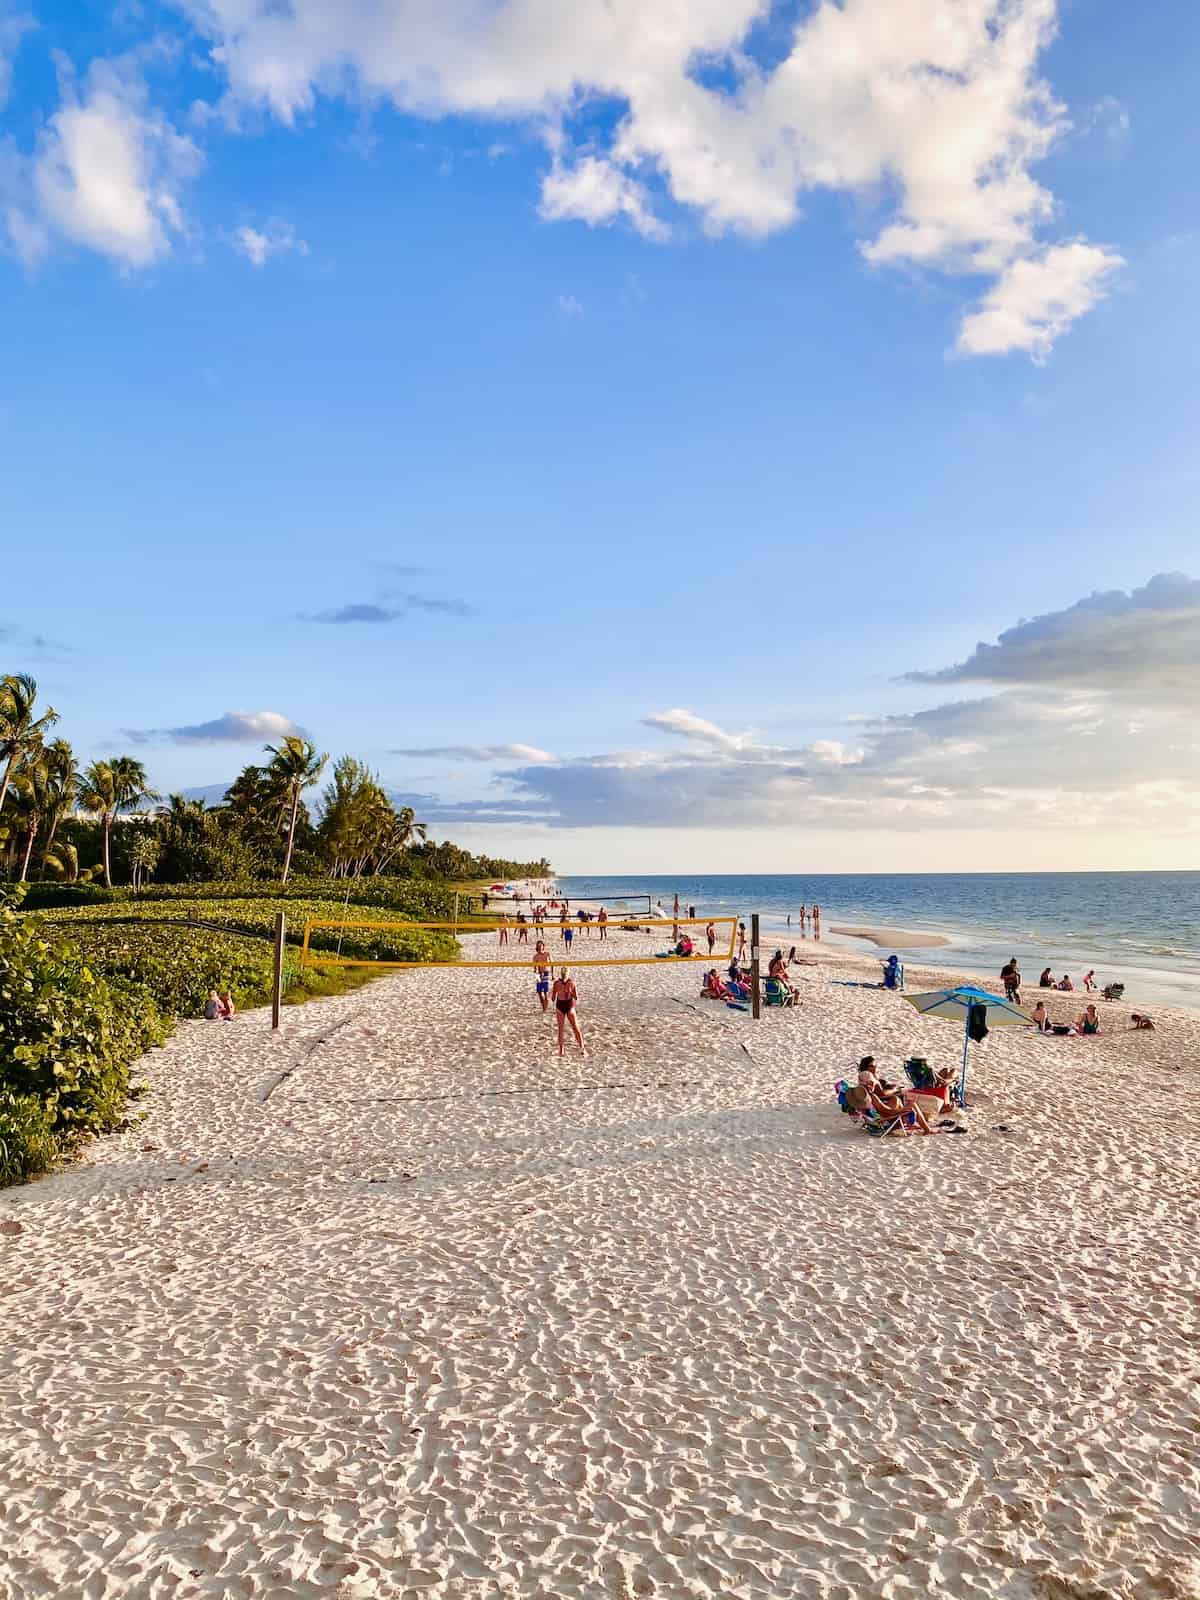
[498, 914, 508, 947]
[563, 923, 574, 955]
[706, 920, 716, 955]
[598, 906, 608, 941]
[811, 904, 821, 939]
[737, 922, 747, 961]
[552, 968, 584, 1056]
[533, 941, 552, 1013]
[1001, 958, 1020, 1004]
[798, 904, 807, 935]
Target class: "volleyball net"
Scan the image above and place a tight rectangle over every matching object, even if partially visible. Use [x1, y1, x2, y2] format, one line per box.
[300, 915, 740, 970]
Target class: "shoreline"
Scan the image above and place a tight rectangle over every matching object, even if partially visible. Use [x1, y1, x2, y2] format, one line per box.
[827, 922, 951, 949]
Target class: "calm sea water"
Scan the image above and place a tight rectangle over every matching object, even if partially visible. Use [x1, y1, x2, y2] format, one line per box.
[557, 873, 1200, 1012]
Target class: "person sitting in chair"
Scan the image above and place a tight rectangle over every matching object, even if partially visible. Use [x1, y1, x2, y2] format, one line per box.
[702, 969, 730, 1000]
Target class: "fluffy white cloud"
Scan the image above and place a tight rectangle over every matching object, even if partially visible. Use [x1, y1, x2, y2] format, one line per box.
[956, 241, 1123, 359]
[127, 709, 306, 744]
[171, 0, 1119, 355]
[233, 217, 308, 266]
[6, 58, 200, 268]
[403, 575, 1200, 833]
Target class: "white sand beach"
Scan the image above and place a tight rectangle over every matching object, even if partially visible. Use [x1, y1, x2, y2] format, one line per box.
[2, 927, 1198, 1600]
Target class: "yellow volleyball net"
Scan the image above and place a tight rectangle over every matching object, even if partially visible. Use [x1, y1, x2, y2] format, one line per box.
[300, 915, 740, 970]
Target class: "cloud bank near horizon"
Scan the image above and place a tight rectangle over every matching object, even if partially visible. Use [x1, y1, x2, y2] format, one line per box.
[390, 575, 1200, 837]
[3, 0, 1122, 357]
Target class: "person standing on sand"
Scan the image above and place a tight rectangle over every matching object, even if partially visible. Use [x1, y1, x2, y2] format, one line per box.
[737, 922, 747, 960]
[812, 904, 821, 939]
[798, 904, 807, 934]
[533, 941, 552, 1013]
[552, 969, 584, 1056]
[706, 920, 716, 954]
[598, 906, 608, 941]
[1001, 958, 1020, 1004]
[498, 914, 508, 947]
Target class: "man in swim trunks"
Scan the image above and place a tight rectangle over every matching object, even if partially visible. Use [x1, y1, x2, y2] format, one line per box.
[533, 941, 552, 1013]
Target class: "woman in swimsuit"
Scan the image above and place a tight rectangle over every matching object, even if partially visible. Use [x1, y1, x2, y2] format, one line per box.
[1077, 1003, 1101, 1035]
[552, 968, 584, 1056]
[533, 941, 552, 1013]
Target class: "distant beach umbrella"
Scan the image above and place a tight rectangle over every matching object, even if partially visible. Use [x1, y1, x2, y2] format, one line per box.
[902, 985, 1031, 1106]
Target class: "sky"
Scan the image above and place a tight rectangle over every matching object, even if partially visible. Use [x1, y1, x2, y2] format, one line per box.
[2, 0, 1198, 873]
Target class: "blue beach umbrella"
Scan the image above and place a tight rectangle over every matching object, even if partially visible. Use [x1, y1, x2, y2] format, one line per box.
[902, 985, 1032, 1106]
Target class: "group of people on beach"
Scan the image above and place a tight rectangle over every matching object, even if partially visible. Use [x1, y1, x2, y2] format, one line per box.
[498, 905, 609, 950]
[786, 903, 820, 938]
[203, 990, 236, 1021]
[843, 1056, 964, 1137]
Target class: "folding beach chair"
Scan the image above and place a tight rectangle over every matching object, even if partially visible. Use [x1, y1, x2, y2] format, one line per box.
[902, 1057, 962, 1109]
[764, 977, 797, 1007]
[834, 1080, 907, 1138]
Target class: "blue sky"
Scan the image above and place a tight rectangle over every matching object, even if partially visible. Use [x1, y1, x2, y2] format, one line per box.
[2, 0, 1198, 871]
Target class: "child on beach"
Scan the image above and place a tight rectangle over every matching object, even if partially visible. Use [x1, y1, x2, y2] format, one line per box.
[204, 991, 221, 1020]
[218, 991, 235, 1020]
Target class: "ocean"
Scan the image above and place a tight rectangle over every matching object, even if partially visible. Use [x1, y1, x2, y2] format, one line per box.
[556, 873, 1200, 1013]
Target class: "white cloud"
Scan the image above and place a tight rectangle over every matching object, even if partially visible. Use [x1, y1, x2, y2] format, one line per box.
[643, 708, 749, 752]
[905, 573, 1200, 696]
[0, 3, 32, 110]
[540, 155, 668, 241]
[556, 292, 583, 318]
[392, 743, 557, 764]
[956, 240, 1123, 360]
[6, 57, 200, 268]
[126, 709, 306, 744]
[403, 575, 1200, 834]
[233, 217, 308, 267]
[166, 0, 1121, 356]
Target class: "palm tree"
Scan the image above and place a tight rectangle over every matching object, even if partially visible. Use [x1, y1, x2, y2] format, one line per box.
[39, 738, 78, 862]
[11, 754, 52, 881]
[76, 756, 158, 887]
[264, 737, 328, 884]
[42, 839, 79, 882]
[77, 761, 118, 888]
[0, 674, 58, 815]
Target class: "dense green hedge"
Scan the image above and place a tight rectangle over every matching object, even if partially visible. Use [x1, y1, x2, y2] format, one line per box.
[0, 892, 167, 1188]
[31, 896, 460, 965]
[19, 876, 458, 919]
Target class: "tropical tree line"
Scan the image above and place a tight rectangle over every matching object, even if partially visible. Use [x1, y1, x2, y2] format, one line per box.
[0, 674, 551, 890]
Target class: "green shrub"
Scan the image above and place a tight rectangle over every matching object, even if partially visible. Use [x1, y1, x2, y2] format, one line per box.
[31, 895, 460, 966]
[0, 1092, 58, 1187]
[0, 888, 168, 1187]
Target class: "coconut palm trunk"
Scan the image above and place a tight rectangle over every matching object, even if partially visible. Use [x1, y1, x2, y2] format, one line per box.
[102, 814, 113, 889]
[19, 819, 38, 883]
[282, 787, 301, 885]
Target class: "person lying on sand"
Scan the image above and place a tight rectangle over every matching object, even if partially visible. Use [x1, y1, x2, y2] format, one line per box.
[1130, 1012, 1156, 1031]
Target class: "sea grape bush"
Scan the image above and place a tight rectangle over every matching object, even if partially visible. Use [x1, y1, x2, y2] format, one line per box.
[0, 888, 167, 1186]
[32, 896, 461, 965]
[19, 876, 458, 920]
